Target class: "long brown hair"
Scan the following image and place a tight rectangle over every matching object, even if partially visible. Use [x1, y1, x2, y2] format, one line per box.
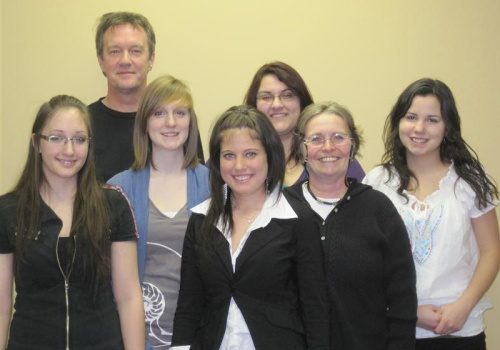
[13, 95, 111, 296]
[382, 78, 498, 208]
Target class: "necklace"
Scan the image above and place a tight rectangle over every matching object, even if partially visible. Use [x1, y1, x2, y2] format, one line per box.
[306, 181, 340, 206]
[233, 210, 260, 224]
[56, 235, 77, 350]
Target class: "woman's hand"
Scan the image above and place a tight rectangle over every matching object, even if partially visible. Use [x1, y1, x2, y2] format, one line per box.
[434, 301, 472, 335]
[416, 304, 441, 331]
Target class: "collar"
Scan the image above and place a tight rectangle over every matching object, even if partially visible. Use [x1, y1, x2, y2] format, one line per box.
[191, 188, 298, 234]
[39, 196, 62, 224]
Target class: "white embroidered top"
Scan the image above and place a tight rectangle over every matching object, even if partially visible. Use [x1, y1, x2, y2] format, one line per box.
[171, 188, 297, 350]
[363, 164, 497, 338]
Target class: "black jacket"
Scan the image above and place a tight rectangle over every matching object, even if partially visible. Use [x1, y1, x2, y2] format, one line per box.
[172, 191, 330, 349]
[285, 180, 417, 350]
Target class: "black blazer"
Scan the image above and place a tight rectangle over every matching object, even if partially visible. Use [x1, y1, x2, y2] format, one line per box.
[172, 192, 330, 350]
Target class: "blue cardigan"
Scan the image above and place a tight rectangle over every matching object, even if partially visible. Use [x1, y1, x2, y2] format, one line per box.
[108, 164, 210, 282]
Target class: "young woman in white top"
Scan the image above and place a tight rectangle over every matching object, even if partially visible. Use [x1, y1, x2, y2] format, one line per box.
[364, 78, 500, 350]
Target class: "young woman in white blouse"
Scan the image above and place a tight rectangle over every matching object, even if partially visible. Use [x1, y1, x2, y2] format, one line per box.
[364, 78, 500, 350]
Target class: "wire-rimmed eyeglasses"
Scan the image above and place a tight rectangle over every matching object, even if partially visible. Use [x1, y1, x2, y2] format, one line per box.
[40, 134, 91, 147]
[256, 91, 297, 105]
[303, 133, 352, 147]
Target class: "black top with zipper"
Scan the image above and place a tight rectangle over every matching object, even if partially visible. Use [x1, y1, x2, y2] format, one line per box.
[0, 187, 137, 350]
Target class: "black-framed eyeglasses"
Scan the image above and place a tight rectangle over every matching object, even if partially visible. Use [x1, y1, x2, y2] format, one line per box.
[304, 133, 352, 147]
[40, 134, 91, 147]
[256, 91, 296, 105]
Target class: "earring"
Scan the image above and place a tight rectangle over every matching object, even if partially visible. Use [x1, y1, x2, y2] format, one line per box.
[223, 183, 228, 203]
[443, 137, 447, 144]
[265, 178, 270, 194]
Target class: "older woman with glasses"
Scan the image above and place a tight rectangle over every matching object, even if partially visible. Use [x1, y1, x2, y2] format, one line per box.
[244, 61, 365, 186]
[284, 101, 417, 350]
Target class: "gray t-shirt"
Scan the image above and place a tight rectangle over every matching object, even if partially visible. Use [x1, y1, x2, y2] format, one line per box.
[143, 200, 189, 349]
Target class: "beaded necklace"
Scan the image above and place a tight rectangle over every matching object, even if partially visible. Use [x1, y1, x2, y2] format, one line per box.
[306, 181, 340, 206]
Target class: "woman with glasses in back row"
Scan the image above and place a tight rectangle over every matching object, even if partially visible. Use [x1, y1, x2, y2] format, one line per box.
[285, 101, 417, 350]
[244, 61, 365, 186]
[0, 95, 144, 349]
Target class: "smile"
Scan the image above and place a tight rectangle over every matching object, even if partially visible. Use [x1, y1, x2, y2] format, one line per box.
[233, 175, 252, 181]
[269, 113, 287, 118]
[318, 156, 340, 162]
[410, 137, 428, 143]
[57, 159, 77, 166]
[161, 132, 180, 137]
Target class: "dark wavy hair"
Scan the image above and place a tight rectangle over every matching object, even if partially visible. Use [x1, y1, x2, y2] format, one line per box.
[204, 105, 285, 236]
[13, 95, 111, 297]
[382, 78, 497, 208]
[244, 61, 313, 166]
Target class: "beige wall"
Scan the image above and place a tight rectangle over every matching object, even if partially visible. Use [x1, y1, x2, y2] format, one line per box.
[1, 0, 499, 346]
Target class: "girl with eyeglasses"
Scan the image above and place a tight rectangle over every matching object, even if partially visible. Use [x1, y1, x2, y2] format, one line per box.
[364, 78, 500, 350]
[0, 95, 144, 349]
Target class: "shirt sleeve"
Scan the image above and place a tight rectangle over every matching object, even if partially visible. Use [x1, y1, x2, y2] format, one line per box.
[0, 226, 15, 254]
[456, 177, 498, 219]
[362, 165, 386, 187]
[0, 195, 16, 254]
[104, 186, 138, 242]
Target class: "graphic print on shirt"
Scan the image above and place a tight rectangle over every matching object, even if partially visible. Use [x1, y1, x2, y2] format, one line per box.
[398, 202, 444, 265]
[143, 242, 182, 348]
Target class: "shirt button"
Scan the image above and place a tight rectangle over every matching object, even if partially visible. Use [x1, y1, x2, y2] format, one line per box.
[347, 196, 351, 200]
[334, 208, 338, 213]
[321, 236, 326, 241]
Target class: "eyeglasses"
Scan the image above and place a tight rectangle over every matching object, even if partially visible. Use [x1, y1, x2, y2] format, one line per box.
[304, 133, 352, 147]
[256, 91, 296, 105]
[40, 134, 91, 147]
